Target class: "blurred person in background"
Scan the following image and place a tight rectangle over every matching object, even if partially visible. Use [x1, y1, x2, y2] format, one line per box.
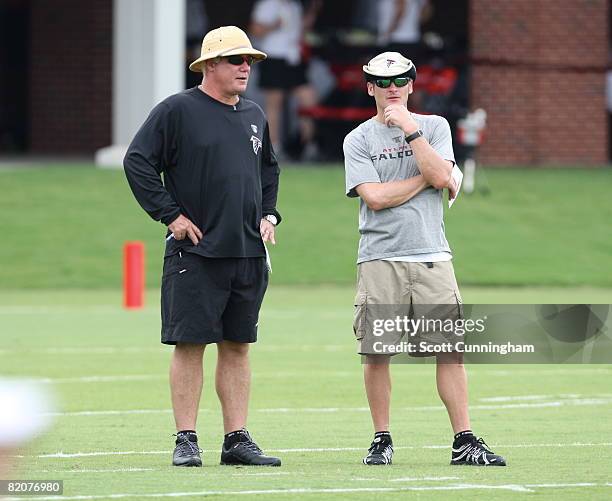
[250, 0, 322, 160]
[607, 48, 612, 161]
[124, 26, 282, 469]
[377, 0, 432, 66]
[343, 51, 506, 468]
[185, 0, 209, 88]
[0, 380, 54, 478]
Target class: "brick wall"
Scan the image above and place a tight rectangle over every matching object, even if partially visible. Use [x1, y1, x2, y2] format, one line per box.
[29, 0, 112, 153]
[470, 0, 608, 166]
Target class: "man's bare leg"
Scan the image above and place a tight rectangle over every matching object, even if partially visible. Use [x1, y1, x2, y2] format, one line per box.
[437, 352, 507, 465]
[362, 354, 394, 464]
[364, 354, 392, 432]
[293, 84, 318, 147]
[436, 352, 471, 433]
[216, 341, 281, 466]
[170, 343, 206, 431]
[216, 341, 251, 433]
[264, 90, 285, 151]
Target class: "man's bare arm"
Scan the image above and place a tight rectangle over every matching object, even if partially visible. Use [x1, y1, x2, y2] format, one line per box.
[384, 105, 453, 189]
[409, 139, 454, 189]
[249, 19, 282, 38]
[355, 175, 428, 211]
[420, 0, 433, 24]
[303, 0, 322, 32]
[383, 0, 407, 41]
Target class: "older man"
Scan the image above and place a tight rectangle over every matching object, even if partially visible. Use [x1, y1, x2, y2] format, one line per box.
[124, 26, 281, 468]
[343, 52, 506, 467]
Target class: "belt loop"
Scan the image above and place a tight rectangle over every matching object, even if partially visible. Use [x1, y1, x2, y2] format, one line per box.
[426, 262, 434, 269]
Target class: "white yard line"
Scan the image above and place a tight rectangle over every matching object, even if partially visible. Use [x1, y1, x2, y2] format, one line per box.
[0, 346, 345, 355]
[388, 476, 460, 482]
[30, 469, 288, 476]
[470, 398, 612, 410]
[419, 442, 612, 449]
[13, 373, 355, 384]
[36, 375, 165, 384]
[38, 348, 164, 354]
[4, 482, 610, 500]
[21, 442, 612, 459]
[257, 407, 371, 413]
[229, 472, 291, 477]
[483, 368, 612, 375]
[253, 371, 356, 378]
[351, 476, 460, 483]
[0, 306, 122, 314]
[478, 393, 612, 402]
[260, 397, 612, 412]
[479, 395, 552, 402]
[45, 409, 173, 417]
[35, 468, 156, 473]
[525, 483, 598, 488]
[34, 451, 170, 458]
[46, 396, 612, 417]
[2, 368, 610, 383]
[0, 307, 334, 317]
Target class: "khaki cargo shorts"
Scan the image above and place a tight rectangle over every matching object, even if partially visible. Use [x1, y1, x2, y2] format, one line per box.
[352, 260, 463, 357]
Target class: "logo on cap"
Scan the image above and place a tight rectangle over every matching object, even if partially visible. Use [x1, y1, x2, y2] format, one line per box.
[386, 59, 395, 68]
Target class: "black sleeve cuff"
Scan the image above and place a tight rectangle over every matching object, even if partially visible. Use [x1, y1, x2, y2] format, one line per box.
[161, 208, 182, 226]
[263, 208, 282, 226]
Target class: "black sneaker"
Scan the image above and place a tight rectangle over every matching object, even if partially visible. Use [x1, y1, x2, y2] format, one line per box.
[363, 435, 394, 465]
[220, 430, 281, 466]
[172, 432, 202, 467]
[451, 436, 506, 466]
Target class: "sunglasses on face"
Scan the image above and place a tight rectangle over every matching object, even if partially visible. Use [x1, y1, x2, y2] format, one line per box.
[225, 55, 254, 66]
[374, 77, 410, 88]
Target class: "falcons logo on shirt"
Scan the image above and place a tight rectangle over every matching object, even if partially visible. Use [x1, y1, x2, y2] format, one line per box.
[250, 135, 262, 155]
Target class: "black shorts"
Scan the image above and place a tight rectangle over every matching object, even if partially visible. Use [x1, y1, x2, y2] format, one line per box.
[258, 57, 308, 90]
[161, 251, 268, 345]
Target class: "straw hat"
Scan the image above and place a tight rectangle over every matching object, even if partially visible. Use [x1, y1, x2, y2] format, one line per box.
[189, 26, 267, 72]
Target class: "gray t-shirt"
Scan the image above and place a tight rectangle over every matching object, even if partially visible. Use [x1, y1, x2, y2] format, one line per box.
[343, 114, 455, 264]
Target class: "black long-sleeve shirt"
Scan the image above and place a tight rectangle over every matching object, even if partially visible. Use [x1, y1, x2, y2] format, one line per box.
[124, 87, 281, 258]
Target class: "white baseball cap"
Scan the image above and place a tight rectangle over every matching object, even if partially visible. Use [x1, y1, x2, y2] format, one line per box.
[363, 52, 416, 79]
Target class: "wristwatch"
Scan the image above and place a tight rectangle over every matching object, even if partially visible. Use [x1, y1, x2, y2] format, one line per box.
[264, 214, 278, 226]
[405, 129, 424, 144]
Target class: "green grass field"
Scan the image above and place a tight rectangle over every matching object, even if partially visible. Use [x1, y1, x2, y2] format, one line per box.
[1, 287, 611, 500]
[0, 165, 611, 288]
[1, 164, 611, 499]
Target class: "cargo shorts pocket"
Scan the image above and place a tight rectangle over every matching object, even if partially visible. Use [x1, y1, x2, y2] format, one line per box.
[162, 251, 189, 278]
[454, 290, 464, 320]
[353, 293, 368, 341]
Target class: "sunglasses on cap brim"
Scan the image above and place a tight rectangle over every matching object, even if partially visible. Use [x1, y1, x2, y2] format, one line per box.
[373, 77, 411, 88]
[224, 55, 255, 66]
